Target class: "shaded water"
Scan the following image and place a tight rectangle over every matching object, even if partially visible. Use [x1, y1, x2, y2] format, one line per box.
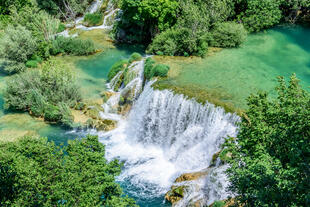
[163, 25, 310, 109]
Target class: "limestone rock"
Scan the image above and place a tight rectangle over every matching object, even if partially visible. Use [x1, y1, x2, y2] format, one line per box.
[165, 186, 185, 204]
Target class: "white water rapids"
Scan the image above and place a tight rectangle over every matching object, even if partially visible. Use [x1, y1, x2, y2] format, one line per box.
[98, 76, 240, 205]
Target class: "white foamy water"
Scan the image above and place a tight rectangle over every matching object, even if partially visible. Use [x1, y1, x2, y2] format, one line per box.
[99, 81, 240, 203]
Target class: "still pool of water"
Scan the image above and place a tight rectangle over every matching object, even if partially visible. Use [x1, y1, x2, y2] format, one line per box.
[168, 25, 310, 109]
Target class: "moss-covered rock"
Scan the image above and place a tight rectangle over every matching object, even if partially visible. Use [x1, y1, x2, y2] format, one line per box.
[165, 186, 185, 204]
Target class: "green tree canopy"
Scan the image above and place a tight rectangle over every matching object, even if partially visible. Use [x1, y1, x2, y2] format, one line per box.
[116, 0, 179, 43]
[226, 74, 310, 206]
[0, 135, 137, 206]
[0, 24, 37, 73]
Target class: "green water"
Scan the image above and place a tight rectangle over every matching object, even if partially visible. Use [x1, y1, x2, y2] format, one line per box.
[0, 44, 143, 142]
[172, 25, 310, 109]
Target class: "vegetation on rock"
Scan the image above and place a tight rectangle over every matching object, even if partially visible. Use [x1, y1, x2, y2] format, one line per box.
[84, 12, 103, 26]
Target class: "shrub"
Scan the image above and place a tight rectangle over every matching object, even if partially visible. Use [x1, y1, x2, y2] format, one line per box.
[0, 25, 37, 73]
[128, 52, 142, 63]
[144, 57, 156, 79]
[4, 60, 81, 126]
[153, 64, 169, 77]
[107, 59, 128, 81]
[25, 60, 38, 68]
[57, 23, 66, 33]
[210, 22, 247, 48]
[44, 104, 62, 122]
[83, 12, 103, 26]
[213, 200, 225, 207]
[147, 27, 209, 57]
[50, 36, 96, 56]
[144, 58, 169, 80]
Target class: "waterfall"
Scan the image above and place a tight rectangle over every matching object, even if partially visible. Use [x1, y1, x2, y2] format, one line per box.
[100, 60, 144, 120]
[75, 0, 121, 31]
[100, 81, 240, 205]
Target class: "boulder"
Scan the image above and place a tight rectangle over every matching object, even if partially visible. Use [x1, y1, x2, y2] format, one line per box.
[165, 186, 185, 204]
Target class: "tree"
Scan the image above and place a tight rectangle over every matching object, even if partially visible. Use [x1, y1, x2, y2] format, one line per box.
[210, 22, 247, 48]
[0, 25, 37, 73]
[4, 60, 81, 126]
[226, 74, 310, 206]
[0, 135, 137, 206]
[115, 0, 179, 43]
[235, 0, 282, 32]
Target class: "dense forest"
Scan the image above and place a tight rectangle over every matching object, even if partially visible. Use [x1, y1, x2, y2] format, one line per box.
[0, 0, 309, 206]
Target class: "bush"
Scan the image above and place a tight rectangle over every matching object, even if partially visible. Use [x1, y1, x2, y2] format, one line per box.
[4, 60, 81, 126]
[147, 27, 209, 57]
[83, 12, 103, 26]
[0, 25, 37, 73]
[107, 59, 128, 81]
[144, 57, 156, 79]
[144, 57, 169, 79]
[213, 200, 225, 207]
[210, 22, 247, 48]
[50, 36, 96, 56]
[57, 23, 66, 33]
[44, 104, 62, 122]
[153, 64, 169, 77]
[128, 52, 142, 63]
[25, 60, 38, 68]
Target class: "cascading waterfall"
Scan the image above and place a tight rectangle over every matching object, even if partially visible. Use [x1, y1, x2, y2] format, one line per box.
[100, 80, 240, 205]
[100, 60, 144, 120]
[58, 0, 121, 37]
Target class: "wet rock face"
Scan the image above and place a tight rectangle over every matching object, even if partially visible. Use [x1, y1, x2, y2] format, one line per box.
[165, 186, 185, 204]
[175, 171, 209, 183]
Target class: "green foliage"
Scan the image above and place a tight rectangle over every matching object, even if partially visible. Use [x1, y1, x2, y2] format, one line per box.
[4, 60, 81, 126]
[116, 0, 179, 43]
[0, 0, 32, 15]
[0, 25, 37, 73]
[128, 52, 142, 63]
[10, 6, 60, 41]
[25, 60, 38, 68]
[84, 12, 103, 26]
[153, 64, 170, 77]
[226, 74, 310, 206]
[50, 36, 96, 56]
[212, 200, 225, 207]
[0, 135, 137, 206]
[57, 23, 66, 33]
[147, 27, 210, 57]
[108, 59, 128, 81]
[144, 57, 156, 79]
[36, 0, 93, 20]
[144, 57, 169, 79]
[236, 0, 282, 32]
[211, 22, 247, 47]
